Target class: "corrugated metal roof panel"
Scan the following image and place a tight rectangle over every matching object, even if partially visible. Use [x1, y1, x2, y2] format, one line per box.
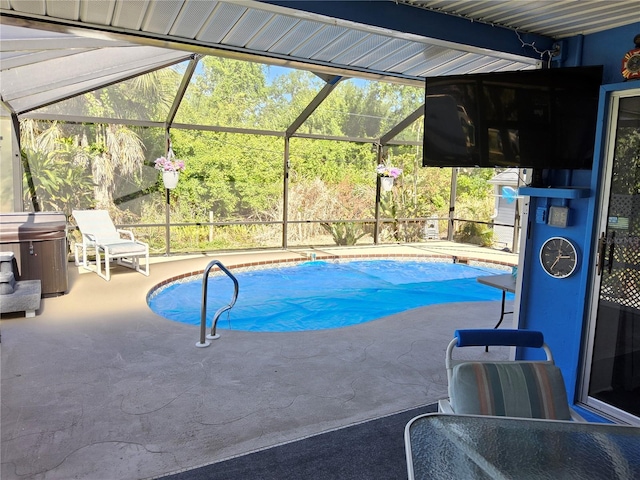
[111, 0, 147, 30]
[331, 34, 390, 65]
[222, 8, 274, 47]
[80, 0, 115, 24]
[313, 29, 371, 63]
[196, 2, 247, 44]
[369, 41, 429, 72]
[141, 0, 185, 35]
[169, 0, 217, 38]
[269, 20, 325, 56]
[244, 14, 299, 51]
[401, 0, 640, 38]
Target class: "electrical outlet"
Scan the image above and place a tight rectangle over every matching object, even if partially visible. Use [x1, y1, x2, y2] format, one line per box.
[536, 206, 548, 224]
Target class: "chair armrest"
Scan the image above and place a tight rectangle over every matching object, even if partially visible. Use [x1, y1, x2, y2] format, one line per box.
[455, 329, 544, 348]
[452, 329, 553, 363]
[117, 229, 135, 241]
[570, 408, 586, 422]
[438, 399, 454, 413]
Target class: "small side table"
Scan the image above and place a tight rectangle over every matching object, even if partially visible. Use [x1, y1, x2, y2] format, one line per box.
[477, 274, 516, 329]
[477, 274, 516, 351]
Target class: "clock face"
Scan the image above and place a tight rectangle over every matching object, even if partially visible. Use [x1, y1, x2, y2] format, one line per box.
[539, 237, 578, 278]
[622, 48, 640, 80]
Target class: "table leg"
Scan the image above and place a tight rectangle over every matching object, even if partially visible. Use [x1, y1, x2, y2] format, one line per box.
[494, 290, 508, 329]
[486, 290, 513, 352]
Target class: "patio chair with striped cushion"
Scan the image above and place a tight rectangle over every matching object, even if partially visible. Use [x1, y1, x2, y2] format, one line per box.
[438, 329, 584, 421]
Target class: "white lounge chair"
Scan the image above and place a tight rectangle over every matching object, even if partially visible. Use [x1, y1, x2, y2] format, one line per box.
[438, 329, 585, 421]
[72, 209, 149, 281]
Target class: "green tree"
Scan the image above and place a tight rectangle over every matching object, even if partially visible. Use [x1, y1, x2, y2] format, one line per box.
[20, 68, 178, 215]
[20, 123, 95, 216]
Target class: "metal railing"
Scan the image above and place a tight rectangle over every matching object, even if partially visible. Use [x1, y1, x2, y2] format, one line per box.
[196, 259, 239, 348]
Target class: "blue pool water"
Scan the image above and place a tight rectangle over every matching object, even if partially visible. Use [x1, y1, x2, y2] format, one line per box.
[148, 260, 512, 332]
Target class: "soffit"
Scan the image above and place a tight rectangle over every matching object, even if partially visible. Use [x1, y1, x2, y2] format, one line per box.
[399, 0, 640, 38]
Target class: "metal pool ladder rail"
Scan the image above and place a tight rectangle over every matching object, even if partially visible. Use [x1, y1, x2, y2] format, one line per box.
[196, 260, 239, 348]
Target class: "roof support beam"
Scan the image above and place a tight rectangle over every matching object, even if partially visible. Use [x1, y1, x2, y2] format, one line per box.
[166, 54, 202, 128]
[285, 75, 343, 138]
[379, 104, 424, 145]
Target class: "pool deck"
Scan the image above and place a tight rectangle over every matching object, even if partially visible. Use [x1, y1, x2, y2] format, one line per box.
[1, 242, 517, 480]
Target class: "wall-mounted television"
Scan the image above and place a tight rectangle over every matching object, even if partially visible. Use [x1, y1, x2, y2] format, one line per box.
[422, 66, 603, 169]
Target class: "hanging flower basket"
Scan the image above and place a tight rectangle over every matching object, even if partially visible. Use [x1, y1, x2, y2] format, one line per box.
[376, 164, 402, 192]
[162, 171, 180, 189]
[380, 176, 395, 192]
[155, 148, 185, 190]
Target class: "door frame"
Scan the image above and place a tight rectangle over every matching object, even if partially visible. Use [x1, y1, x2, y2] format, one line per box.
[580, 85, 640, 424]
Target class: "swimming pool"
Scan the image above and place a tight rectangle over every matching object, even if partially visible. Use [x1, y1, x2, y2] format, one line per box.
[148, 260, 512, 332]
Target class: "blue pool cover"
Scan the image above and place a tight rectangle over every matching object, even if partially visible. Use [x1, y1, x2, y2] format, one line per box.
[148, 260, 513, 332]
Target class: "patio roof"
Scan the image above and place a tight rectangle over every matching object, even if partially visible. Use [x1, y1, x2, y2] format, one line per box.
[386, 1, 640, 38]
[2, 0, 638, 116]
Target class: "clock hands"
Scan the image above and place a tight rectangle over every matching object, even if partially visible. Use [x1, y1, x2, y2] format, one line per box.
[549, 249, 572, 271]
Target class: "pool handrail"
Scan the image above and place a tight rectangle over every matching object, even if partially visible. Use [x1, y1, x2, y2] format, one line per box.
[196, 260, 239, 348]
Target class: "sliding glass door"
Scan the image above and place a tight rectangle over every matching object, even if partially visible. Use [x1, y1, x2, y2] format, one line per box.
[584, 90, 640, 424]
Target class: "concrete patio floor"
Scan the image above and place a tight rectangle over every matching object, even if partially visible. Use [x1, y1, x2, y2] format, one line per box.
[1, 242, 517, 480]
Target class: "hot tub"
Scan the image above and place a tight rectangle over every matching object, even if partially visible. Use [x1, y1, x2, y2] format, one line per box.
[0, 212, 68, 296]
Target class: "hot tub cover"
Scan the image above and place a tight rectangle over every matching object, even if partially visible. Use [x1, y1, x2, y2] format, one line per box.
[0, 212, 67, 242]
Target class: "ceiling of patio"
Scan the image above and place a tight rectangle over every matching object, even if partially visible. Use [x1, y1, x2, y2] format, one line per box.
[399, 1, 639, 38]
[1, 0, 638, 116]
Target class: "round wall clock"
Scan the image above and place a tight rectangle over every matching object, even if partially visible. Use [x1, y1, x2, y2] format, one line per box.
[539, 236, 578, 278]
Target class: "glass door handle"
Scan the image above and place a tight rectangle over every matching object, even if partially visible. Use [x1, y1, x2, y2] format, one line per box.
[607, 232, 616, 274]
[597, 233, 606, 276]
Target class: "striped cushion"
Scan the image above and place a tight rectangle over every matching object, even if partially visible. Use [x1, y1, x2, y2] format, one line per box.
[450, 362, 571, 420]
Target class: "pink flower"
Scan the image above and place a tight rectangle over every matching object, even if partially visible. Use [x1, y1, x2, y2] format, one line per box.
[154, 152, 185, 172]
[376, 164, 402, 178]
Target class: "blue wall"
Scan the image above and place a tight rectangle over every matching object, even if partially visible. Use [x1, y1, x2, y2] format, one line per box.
[555, 23, 640, 83]
[517, 23, 640, 405]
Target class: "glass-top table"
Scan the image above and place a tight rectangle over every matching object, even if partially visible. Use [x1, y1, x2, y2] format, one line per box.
[405, 413, 640, 479]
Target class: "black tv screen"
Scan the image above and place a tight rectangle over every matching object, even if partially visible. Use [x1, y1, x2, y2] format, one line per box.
[422, 66, 603, 169]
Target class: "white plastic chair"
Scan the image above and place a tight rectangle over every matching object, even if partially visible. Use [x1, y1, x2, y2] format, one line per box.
[72, 210, 149, 281]
[438, 329, 584, 421]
